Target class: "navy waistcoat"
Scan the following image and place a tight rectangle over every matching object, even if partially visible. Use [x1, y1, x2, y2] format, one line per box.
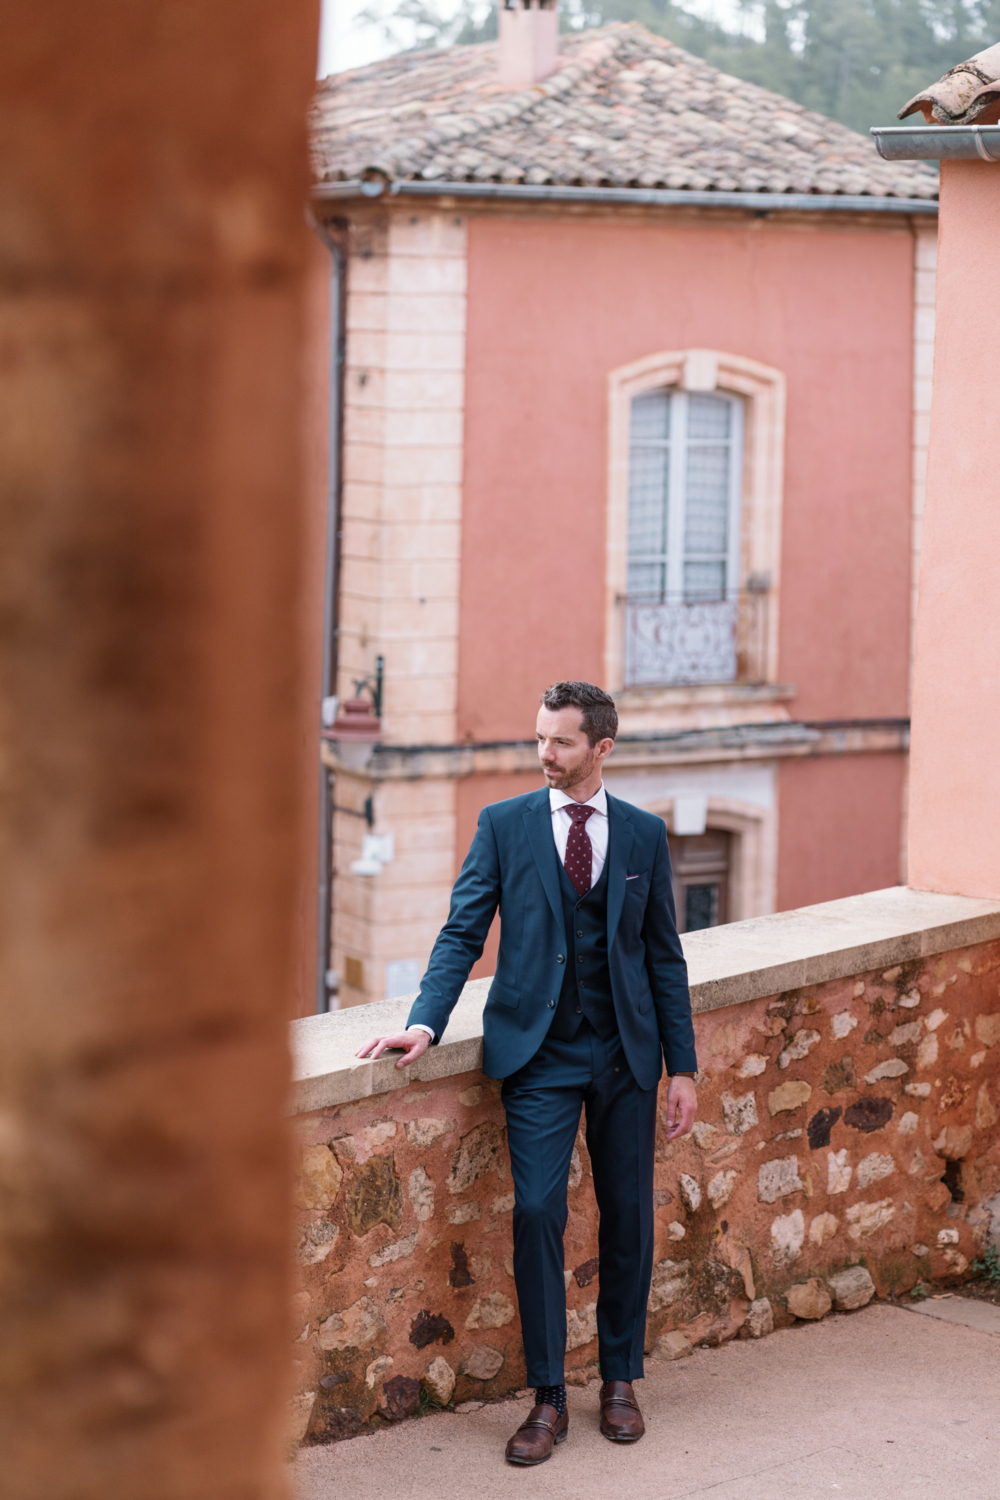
[548, 856, 618, 1042]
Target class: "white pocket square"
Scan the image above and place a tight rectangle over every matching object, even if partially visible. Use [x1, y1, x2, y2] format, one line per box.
[625, 874, 640, 881]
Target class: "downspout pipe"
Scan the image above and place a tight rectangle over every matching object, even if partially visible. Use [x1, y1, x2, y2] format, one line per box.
[307, 209, 347, 1013]
[313, 177, 939, 214]
[872, 124, 1000, 161]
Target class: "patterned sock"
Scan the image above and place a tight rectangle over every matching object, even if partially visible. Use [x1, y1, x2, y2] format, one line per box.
[535, 1384, 567, 1416]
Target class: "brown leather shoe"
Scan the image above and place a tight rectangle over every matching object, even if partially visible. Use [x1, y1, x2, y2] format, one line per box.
[504, 1403, 569, 1465]
[600, 1380, 645, 1442]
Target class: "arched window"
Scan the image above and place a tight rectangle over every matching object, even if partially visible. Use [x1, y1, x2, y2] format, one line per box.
[605, 350, 786, 697]
[627, 389, 744, 685]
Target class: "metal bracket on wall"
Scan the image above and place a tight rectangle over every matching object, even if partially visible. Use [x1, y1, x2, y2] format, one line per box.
[333, 796, 375, 828]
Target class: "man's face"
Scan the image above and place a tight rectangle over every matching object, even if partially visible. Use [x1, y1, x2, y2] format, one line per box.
[536, 705, 610, 791]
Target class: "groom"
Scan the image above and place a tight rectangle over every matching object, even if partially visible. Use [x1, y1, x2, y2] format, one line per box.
[357, 681, 697, 1464]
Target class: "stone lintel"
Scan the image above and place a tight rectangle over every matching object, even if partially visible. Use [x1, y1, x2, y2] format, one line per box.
[290, 885, 1000, 1114]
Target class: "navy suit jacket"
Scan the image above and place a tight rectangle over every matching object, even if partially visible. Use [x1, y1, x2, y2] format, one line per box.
[406, 787, 697, 1090]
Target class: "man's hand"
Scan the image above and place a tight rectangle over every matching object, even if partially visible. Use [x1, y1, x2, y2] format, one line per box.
[355, 1027, 431, 1070]
[664, 1074, 697, 1141]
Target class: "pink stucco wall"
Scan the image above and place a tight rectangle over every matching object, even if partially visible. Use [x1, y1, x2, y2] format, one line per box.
[908, 163, 1000, 900]
[457, 212, 915, 742]
[776, 754, 907, 912]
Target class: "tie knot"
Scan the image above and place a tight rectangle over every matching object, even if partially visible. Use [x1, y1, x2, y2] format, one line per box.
[566, 803, 595, 824]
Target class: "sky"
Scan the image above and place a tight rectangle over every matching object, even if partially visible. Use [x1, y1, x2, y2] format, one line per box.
[317, 0, 442, 75]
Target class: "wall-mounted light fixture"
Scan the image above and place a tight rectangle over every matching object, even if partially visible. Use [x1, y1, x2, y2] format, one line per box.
[322, 654, 383, 771]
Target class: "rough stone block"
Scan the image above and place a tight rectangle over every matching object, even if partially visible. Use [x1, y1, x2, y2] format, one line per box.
[379, 1375, 421, 1422]
[758, 1156, 804, 1203]
[408, 1165, 435, 1222]
[975, 1013, 1000, 1047]
[809, 1211, 839, 1247]
[404, 1117, 454, 1147]
[365, 1355, 393, 1388]
[566, 1303, 598, 1350]
[721, 1091, 759, 1135]
[786, 1278, 832, 1321]
[708, 1169, 738, 1209]
[778, 1029, 821, 1069]
[464, 1292, 514, 1330]
[295, 1145, 344, 1211]
[447, 1121, 506, 1194]
[318, 1298, 388, 1352]
[459, 1345, 503, 1380]
[826, 1266, 876, 1310]
[856, 1153, 895, 1189]
[769, 1081, 812, 1115]
[865, 1059, 909, 1083]
[446, 1201, 480, 1225]
[344, 1157, 403, 1236]
[651, 1330, 693, 1360]
[648, 1258, 691, 1310]
[368, 1231, 418, 1267]
[746, 1298, 774, 1338]
[423, 1356, 456, 1404]
[770, 1209, 805, 1267]
[679, 1173, 702, 1211]
[297, 1219, 339, 1265]
[846, 1198, 895, 1240]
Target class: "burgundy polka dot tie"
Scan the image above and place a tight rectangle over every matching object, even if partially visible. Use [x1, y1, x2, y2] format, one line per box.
[564, 804, 595, 896]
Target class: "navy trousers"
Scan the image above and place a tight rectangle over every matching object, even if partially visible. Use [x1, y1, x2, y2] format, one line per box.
[500, 1022, 658, 1385]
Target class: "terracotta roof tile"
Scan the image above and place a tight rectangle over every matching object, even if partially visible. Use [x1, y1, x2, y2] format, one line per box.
[898, 40, 1000, 126]
[312, 22, 937, 200]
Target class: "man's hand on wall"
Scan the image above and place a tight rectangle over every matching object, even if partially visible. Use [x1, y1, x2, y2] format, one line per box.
[664, 1074, 697, 1141]
[355, 1028, 431, 1069]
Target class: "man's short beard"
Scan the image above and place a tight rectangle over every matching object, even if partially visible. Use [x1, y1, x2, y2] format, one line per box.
[546, 749, 596, 790]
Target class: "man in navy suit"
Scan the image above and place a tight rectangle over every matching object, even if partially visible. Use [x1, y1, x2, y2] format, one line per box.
[357, 681, 697, 1464]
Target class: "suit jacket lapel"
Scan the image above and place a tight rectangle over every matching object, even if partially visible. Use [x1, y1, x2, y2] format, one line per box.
[606, 794, 635, 950]
[522, 791, 563, 928]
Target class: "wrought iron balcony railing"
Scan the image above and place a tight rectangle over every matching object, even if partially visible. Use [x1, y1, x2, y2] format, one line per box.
[622, 587, 770, 689]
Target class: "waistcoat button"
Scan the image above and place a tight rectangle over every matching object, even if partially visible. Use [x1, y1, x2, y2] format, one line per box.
[556, 954, 564, 963]
[548, 999, 556, 1008]
[578, 956, 584, 963]
[576, 930, 584, 937]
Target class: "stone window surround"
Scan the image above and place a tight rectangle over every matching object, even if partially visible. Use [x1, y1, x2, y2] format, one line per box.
[291, 885, 1000, 1113]
[653, 794, 776, 926]
[605, 348, 787, 706]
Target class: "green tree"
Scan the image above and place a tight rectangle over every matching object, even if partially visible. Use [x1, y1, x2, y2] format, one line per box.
[358, 0, 1000, 133]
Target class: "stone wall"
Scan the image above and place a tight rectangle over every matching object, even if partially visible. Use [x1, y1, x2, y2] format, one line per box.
[291, 936, 1000, 1446]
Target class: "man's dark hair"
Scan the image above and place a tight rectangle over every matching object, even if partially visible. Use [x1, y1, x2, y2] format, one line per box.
[540, 681, 618, 746]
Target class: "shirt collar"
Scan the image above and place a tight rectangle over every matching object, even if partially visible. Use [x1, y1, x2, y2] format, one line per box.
[549, 783, 607, 817]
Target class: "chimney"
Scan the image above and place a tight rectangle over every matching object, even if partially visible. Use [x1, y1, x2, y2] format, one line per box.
[498, 0, 559, 88]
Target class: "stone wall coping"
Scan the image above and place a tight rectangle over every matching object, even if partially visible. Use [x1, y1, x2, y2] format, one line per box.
[290, 885, 1000, 1114]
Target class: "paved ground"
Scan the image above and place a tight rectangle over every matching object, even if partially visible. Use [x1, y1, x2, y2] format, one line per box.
[294, 1303, 998, 1500]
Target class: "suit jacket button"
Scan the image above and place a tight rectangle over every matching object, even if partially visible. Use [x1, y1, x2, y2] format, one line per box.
[548, 999, 556, 1008]
[575, 1007, 582, 1015]
[556, 954, 565, 963]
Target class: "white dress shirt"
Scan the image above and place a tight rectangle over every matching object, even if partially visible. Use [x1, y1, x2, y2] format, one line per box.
[549, 783, 608, 887]
[409, 783, 609, 1042]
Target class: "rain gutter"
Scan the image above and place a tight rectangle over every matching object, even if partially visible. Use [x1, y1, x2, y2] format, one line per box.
[313, 178, 938, 215]
[872, 124, 1000, 161]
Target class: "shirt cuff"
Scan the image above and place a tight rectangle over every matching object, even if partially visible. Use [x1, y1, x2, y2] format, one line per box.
[410, 1023, 436, 1041]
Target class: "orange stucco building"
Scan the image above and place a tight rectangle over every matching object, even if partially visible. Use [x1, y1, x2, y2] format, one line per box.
[310, 18, 940, 1010]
